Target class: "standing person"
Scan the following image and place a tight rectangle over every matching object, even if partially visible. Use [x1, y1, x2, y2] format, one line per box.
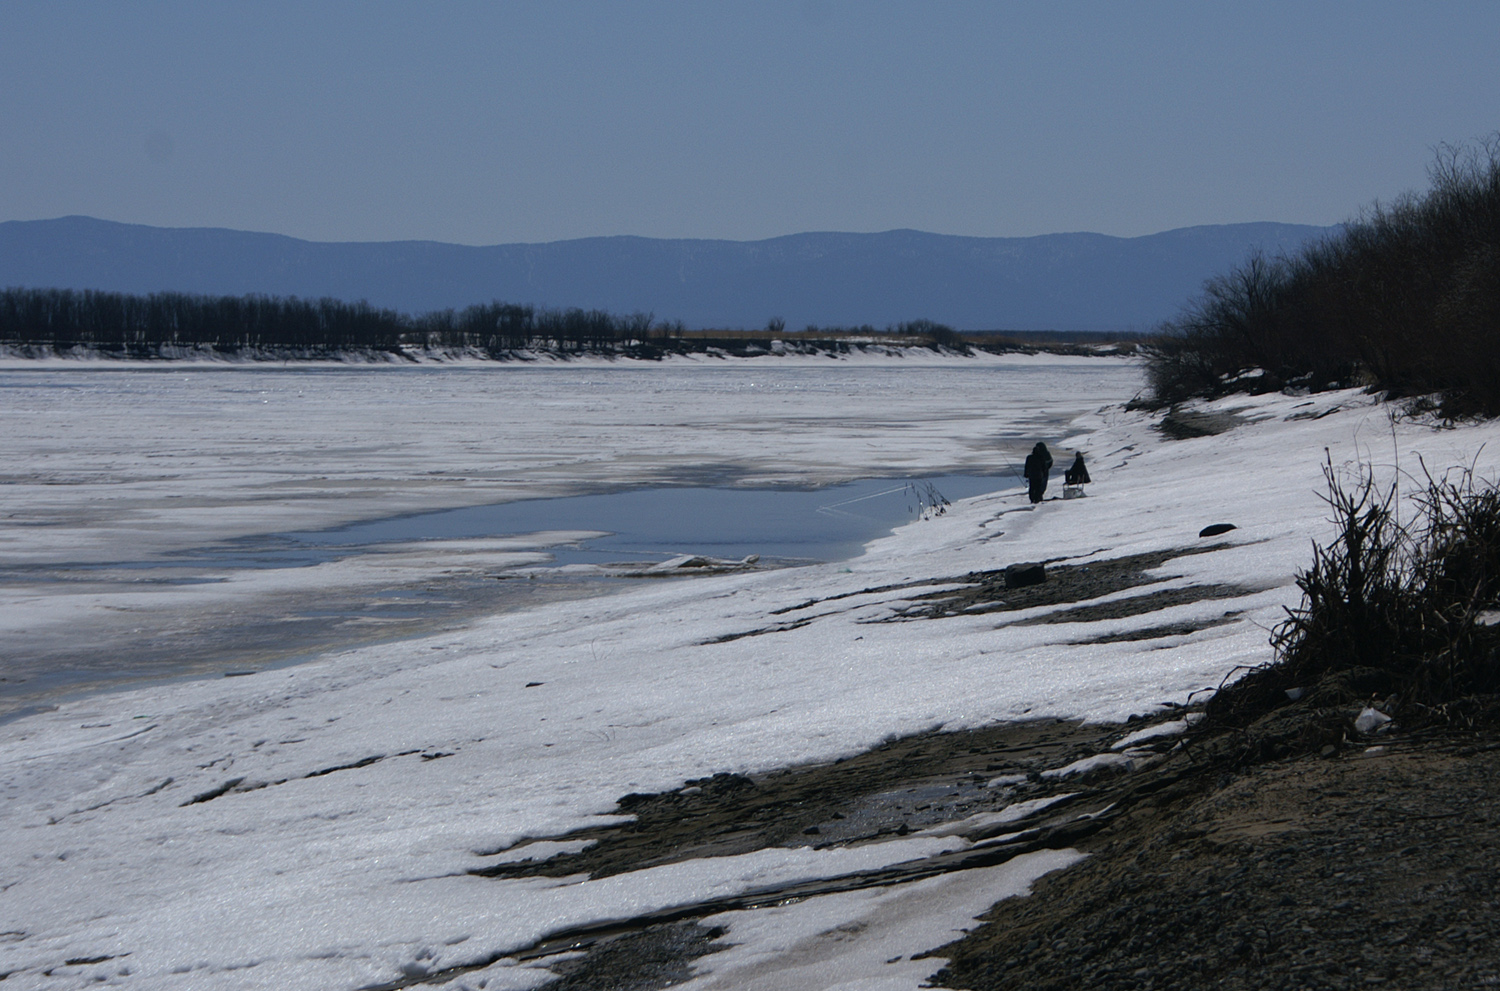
[1023, 442, 1053, 504]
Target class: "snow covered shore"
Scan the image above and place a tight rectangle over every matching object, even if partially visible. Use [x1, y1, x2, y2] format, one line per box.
[5, 353, 1500, 989]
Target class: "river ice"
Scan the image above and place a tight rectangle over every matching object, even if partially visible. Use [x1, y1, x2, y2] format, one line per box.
[4, 351, 1498, 989]
[0, 351, 1134, 713]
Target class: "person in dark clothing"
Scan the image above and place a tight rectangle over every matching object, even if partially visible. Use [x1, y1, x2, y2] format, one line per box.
[1023, 442, 1053, 504]
[1064, 451, 1090, 486]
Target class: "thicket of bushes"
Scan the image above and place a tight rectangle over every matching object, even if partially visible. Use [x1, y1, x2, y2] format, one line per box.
[1208, 460, 1500, 740]
[1148, 137, 1500, 416]
[0, 287, 980, 357]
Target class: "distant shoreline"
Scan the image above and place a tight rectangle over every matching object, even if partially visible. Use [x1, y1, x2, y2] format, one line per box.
[0, 337, 1135, 365]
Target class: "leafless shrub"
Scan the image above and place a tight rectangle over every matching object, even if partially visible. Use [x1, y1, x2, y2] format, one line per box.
[1208, 455, 1500, 731]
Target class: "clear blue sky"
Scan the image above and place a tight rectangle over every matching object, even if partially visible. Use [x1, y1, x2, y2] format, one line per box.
[2, 1, 1497, 245]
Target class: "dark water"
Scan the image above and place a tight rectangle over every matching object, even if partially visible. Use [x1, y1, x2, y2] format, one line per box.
[259, 473, 1015, 568]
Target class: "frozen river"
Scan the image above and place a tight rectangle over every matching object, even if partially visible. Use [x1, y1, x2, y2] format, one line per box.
[0, 352, 1139, 716]
[9, 349, 1496, 990]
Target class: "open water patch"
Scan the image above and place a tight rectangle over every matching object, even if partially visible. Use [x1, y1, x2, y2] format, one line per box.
[210, 473, 1016, 571]
[1, 475, 1014, 719]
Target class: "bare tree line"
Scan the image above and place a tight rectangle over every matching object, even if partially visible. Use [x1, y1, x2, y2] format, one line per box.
[0, 288, 984, 358]
[1148, 135, 1500, 417]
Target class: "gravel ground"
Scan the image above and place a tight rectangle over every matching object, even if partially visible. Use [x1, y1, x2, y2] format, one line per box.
[934, 731, 1500, 991]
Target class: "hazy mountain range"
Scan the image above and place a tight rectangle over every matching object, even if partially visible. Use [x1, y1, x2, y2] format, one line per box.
[0, 216, 1332, 333]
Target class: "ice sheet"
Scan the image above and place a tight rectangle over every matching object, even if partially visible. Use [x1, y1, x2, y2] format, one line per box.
[0, 352, 1139, 710]
[0, 353, 1132, 564]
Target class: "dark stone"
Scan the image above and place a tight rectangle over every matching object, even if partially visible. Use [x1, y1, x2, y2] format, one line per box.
[1004, 562, 1047, 588]
[1198, 523, 1238, 538]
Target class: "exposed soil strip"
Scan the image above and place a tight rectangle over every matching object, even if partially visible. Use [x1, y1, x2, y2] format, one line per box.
[305, 753, 386, 778]
[1071, 614, 1241, 644]
[1009, 584, 1259, 626]
[1156, 407, 1252, 440]
[181, 777, 245, 806]
[533, 921, 728, 991]
[702, 617, 813, 644]
[769, 579, 955, 616]
[708, 544, 1244, 643]
[179, 752, 410, 806]
[471, 719, 1128, 881]
[877, 544, 1238, 623]
[364, 715, 1202, 991]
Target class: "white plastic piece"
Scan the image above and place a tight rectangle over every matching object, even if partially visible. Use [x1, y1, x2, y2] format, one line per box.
[1354, 707, 1392, 735]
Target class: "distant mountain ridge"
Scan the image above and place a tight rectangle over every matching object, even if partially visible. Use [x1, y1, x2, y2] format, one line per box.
[0, 216, 1332, 332]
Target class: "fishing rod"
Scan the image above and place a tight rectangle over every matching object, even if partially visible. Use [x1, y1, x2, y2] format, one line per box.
[815, 484, 913, 520]
[816, 481, 950, 520]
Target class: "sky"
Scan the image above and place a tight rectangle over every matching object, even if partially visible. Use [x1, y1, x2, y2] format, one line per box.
[2, 1, 1498, 246]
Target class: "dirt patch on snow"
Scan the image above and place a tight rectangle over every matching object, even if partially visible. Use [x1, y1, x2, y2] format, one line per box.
[472, 717, 1130, 882]
[358, 715, 1184, 991]
[701, 543, 1270, 645]
[1157, 406, 1253, 439]
[445, 694, 1500, 991]
[875, 544, 1247, 623]
[1070, 614, 1242, 644]
[534, 920, 728, 991]
[1012, 584, 1255, 626]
